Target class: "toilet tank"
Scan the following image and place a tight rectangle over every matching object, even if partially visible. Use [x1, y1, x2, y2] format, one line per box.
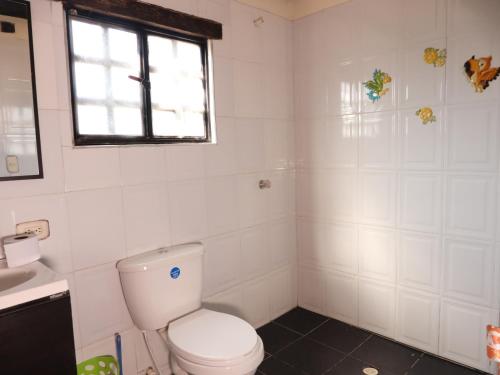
[117, 243, 203, 331]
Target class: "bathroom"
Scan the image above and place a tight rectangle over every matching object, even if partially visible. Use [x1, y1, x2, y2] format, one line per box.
[0, 0, 499, 374]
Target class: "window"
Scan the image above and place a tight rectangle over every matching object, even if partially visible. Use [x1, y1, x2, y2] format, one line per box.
[67, 11, 215, 145]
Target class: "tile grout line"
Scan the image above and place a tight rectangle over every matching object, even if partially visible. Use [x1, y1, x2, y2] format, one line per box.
[319, 333, 374, 375]
[266, 317, 331, 371]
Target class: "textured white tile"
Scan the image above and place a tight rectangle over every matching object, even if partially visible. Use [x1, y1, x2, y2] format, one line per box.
[241, 225, 269, 281]
[269, 267, 295, 319]
[122, 183, 170, 256]
[203, 234, 241, 296]
[165, 145, 204, 181]
[446, 104, 498, 171]
[298, 266, 325, 313]
[120, 147, 166, 185]
[262, 64, 292, 119]
[230, 2, 262, 63]
[358, 226, 396, 282]
[203, 287, 245, 319]
[266, 170, 291, 220]
[205, 175, 239, 236]
[63, 147, 121, 192]
[213, 56, 234, 117]
[324, 170, 357, 222]
[358, 171, 396, 227]
[327, 60, 359, 116]
[235, 118, 265, 173]
[31, 21, 58, 109]
[440, 299, 496, 371]
[242, 278, 270, 327]
[445, 174, 496, 239]
[324, 222, 358, 275]
[398, 40, 446, 108]
[233, 61, 264, 118]
[325, 271, 358, 325]
[67, 188, 126, 270]
[358, 0, 402, 53]
[204, 117, 237, 176]
[268, 219, 295, 269]
[75, 263, 132, 346]
[297, 218, 328, 267]
[400, 108, 443, 170]
[398, 232, 441, 293]
[264, 119, 290, 170]
[168, 180, 207, 243]
[399, 173, 442, 233]
[325, 115, 358, 168]
[443, 238, 494, 306]
[358, 278, 396, 338]
[401, 0, 446, 41]
[237, 173, 267, 228]
[396, 288, 439, 354]
[359, 112, 397, 169]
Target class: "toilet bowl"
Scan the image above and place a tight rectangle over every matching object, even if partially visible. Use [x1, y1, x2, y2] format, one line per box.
[168, 309, 264, 375]
[116, 243, 264, 375]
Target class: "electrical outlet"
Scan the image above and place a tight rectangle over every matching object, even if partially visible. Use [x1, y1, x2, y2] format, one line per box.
[16, 219, 50, 240]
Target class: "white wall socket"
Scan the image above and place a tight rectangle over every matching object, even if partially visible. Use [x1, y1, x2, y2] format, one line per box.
[16, 219, 50, 240]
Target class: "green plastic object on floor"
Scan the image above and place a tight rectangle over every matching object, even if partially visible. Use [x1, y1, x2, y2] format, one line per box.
[77, 355, 119, 375]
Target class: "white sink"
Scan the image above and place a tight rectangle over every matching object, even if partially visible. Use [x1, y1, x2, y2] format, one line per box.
[0, 267, 36, 292]
[0, 260, 68, 310]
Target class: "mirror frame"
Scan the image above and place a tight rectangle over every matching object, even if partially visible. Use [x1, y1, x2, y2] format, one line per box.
[0, 0, 43, 181]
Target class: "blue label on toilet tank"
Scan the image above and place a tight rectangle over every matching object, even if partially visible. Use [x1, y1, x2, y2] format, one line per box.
[170, 267, 181, 279]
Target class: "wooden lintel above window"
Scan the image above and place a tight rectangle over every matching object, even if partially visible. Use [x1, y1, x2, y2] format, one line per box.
[53, 0, 223, 39]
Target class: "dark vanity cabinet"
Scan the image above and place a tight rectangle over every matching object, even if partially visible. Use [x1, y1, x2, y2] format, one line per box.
[0, 292, 77, 374]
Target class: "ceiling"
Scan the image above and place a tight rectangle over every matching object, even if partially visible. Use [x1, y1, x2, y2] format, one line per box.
[237, 0, 350, 20]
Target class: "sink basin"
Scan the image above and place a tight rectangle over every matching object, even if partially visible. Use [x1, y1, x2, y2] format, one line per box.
[0, 260, 68, 311]
[0, 268, 36, 292]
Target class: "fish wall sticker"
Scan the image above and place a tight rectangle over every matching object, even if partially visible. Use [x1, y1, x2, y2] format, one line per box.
[363, 69, 392, 103]
[423, 47, 446, 67]
[416, 107, 436, 125]
[464, 55, 500, 93]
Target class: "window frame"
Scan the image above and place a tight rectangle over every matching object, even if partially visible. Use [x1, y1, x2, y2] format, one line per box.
[66, 9, 214, 146]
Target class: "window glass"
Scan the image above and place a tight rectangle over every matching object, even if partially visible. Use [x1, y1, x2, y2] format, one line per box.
[70, 19, 143, 136]
[67, 14, 213, 144]
[148, 35, 206, 138]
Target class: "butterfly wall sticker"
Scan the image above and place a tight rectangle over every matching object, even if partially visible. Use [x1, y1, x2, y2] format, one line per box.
[464, 55, 500, 93]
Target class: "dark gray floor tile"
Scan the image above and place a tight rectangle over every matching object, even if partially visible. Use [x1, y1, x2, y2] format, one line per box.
[351, 335, 421, 374]
[307, 319, 371, 354]
[273, 307, 328, 334]
[408, 354, 486, 375]
[258, 356, 305, 375]
[258, 322, 302, 354]
[276, 337, 345, 375]
[325, 356, 394, 375]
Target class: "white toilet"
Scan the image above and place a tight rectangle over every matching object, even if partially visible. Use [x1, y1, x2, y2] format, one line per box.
[117, 243, 264, 375]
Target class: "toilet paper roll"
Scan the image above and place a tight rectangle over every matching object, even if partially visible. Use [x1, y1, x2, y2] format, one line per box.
[2, 233, 40, 268]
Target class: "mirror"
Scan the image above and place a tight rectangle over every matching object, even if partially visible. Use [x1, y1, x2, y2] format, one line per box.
[0, 0, 42, 181]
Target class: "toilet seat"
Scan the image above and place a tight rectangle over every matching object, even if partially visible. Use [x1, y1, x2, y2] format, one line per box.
[167, 309, 264, 373]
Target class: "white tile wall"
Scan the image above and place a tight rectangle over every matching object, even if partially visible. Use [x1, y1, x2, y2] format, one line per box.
[295, 0, 500, 372]
[6, 0, 500, 373]
[4, 1, 296, 374]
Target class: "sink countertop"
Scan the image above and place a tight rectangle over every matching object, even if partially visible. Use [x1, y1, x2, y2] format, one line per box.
[0, 260, 68, 311]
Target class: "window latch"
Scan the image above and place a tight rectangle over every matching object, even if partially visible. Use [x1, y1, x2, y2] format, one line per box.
[128, 75, 150, 89]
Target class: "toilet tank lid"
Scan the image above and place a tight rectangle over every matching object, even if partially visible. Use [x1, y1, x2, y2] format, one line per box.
[116, 243, 203, 273]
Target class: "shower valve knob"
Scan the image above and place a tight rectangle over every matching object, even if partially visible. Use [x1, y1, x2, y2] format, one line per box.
[259, 179, 271, 189]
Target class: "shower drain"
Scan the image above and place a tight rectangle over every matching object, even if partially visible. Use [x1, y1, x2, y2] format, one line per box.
[362, 368, 379, 375]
